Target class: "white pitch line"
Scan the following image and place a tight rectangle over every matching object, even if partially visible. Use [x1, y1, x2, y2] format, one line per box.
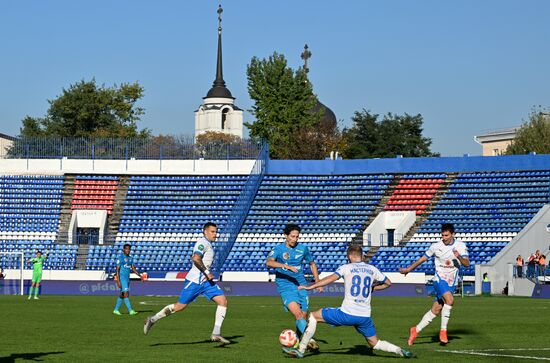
[438, 349, 550, 361]
[472, 348, 550, 352]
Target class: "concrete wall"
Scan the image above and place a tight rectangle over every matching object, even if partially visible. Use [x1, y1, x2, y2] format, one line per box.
[476, 205, 550, 295]
[364, 211, 416, 246]
[0, 158, 255, 175]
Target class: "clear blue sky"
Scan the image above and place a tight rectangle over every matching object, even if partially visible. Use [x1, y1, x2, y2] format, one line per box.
[1, 0, 549, 156]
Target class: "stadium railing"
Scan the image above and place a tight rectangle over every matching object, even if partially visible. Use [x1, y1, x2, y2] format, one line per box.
[2, 136, 263, 160]
[211, 142, 269, 278]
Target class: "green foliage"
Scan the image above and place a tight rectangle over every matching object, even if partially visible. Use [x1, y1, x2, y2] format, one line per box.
[342, 110, 438, 159]
[19, 79, 150, 138]
[246, 52, 322, 159]
[506, 110, 550, 155]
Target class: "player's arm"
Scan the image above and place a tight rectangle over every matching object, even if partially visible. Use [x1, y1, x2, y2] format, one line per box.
[299, 273, 340, 291]
[308, 261, 324, 292]
[266, 257, 299, 273]
[131, 265, 142, 278]
[115, 265, 121, 289]
[453, 250, 470, 267]
[372, 277, 391, 291]
[192, 252, 214, 280]
[399, 255, 428, 275]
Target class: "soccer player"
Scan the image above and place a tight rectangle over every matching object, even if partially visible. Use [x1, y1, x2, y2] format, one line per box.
[266, 224, 321, 350]
[113, 243, 144, 315]
[283, 244, 414, 359]
[27, 250, 48, 300]
[399, 223, 469, 345]
[144, 222, 230, 344]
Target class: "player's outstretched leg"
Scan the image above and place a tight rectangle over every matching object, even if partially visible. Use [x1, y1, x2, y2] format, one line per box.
[439, 304, 452, 344]
[144, 303, 175, 334]
[409, 309, 437, 345]
[283, 312, 319, 358]
[371, 338, 414, 359]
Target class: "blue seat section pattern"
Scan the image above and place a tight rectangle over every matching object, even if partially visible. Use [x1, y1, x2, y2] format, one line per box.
[221, 240, 353, 273]
[118, 175, 248, 234]
[0, 175, 64, 233]
[0, 240, 78, 270]
[418, 171, 550, 234]
[86, 241, 194, 272]
[240, 175, 392, 234]
[370, 241, 508, 276]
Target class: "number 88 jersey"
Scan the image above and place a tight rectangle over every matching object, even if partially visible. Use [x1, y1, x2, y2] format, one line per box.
[335, 262, 387, 317]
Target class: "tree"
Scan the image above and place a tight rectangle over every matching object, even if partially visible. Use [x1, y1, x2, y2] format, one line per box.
[506, 110, 550, 155]
[19, 79, 150, 138]
[246, 52, 322, 159]
[342, 109, 438, 159]
[195, 131, 255, 159]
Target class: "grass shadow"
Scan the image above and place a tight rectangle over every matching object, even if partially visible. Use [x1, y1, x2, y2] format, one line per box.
[0, 351, 65, 363]
[150, 335, 244, 347]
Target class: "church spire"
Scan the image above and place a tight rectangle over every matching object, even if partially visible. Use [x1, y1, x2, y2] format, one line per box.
[205, 4, 233, 99]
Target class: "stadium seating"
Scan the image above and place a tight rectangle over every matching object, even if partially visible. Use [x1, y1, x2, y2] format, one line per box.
[384, 174, 445, 215]
[71, 175, 118, 214]
[0, 175, 63, 236]
[369, 171, 550, 275]
[0, 240, 78, 270]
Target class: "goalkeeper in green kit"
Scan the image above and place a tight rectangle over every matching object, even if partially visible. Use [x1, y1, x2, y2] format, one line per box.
[28, 250, 48, 300]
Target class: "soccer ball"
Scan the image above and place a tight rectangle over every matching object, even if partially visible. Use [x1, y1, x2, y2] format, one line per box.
[279, 329, 298, 347]
[141, 272, 149, 281]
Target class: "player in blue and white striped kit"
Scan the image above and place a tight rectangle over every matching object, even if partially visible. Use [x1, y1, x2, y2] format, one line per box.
[144, 222, 230, 344]
[267, 224, 321, 351]
[283, 244, 414, 359]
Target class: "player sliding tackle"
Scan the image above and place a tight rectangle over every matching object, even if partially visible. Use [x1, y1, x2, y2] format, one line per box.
[144, 222, 230, 344]
[283, 244, 414, 359]
[399, 223, 469, 345]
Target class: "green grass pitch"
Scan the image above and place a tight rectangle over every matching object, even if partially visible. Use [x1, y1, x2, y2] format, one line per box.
[2, 295, 549, 362]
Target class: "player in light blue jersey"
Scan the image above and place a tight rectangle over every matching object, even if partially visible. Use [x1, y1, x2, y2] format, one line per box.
[144, 222, 230, 344]
[113, 244, 144, 315]
[283, 244, 414, 359]
[267, 224, 321, 350]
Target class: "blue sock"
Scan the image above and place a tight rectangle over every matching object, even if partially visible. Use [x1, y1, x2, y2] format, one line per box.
[123, 298, 133, 312]
[296, 318, 307, 339]
[114, 298, 123, 311]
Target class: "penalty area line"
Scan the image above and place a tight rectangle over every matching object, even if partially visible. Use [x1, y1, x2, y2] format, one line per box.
[437, 349, 550, 361]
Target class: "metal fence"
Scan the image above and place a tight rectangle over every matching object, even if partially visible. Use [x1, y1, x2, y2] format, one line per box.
[0, 136, 263, 160]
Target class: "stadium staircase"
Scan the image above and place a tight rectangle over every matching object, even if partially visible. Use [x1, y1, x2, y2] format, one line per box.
[107, 175, 130, 238]
[75, 244, 90, 270]
[399, 172, 458, 245]
[350, 175, 401, 246]
[57, 174, 76, 242]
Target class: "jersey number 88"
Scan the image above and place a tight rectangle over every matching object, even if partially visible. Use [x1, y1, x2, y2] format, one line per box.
[350, 275, 372, 298]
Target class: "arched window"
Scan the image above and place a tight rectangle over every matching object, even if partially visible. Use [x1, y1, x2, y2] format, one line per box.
[221, 108, 229, 130]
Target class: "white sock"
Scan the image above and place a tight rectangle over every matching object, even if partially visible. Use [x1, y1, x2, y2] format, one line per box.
[212, 305, 227, 336]
[441, 304, 452, 330]
[298, 314, 318, 353]
[373, 340, 402, 356]
[416, 310, 437, 332]
[151, 304, 175, 323]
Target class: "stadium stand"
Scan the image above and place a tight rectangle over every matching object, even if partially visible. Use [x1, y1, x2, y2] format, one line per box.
[384, 174, 445, 215]
[369, 171, 550, 275]
[71, 175, 119, 214]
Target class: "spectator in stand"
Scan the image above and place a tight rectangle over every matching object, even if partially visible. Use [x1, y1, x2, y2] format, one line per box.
[515, 255, 524, 278]
[527, 252, 536, 278]
[534, 250, 541, 277]
[538, 253, 546, 278]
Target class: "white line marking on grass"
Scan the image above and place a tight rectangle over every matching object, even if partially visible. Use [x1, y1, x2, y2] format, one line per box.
[438, 349, 550, 361]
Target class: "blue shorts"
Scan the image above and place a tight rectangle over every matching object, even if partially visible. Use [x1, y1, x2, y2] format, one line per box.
[278, 286, 309, 312]
[322, 308, 376, 338]
[120, 278, 130, 293]
[178, 280, 224, 304]
[433, 276, 456, 302]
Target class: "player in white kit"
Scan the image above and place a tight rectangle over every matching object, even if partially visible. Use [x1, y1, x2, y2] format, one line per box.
[399, 223, 469, 345]
[143, 222, 230, 344]
[283, 244, 414, 359]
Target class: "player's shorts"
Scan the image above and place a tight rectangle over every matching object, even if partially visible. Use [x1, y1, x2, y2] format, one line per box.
[278, 285, 309, 312]
[322, 307, 376, 338]
[119, 278, 130, 293]
[31, 272, 42, 283]
[433, 275, 456, 302]
[178, 280, 224, 304]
